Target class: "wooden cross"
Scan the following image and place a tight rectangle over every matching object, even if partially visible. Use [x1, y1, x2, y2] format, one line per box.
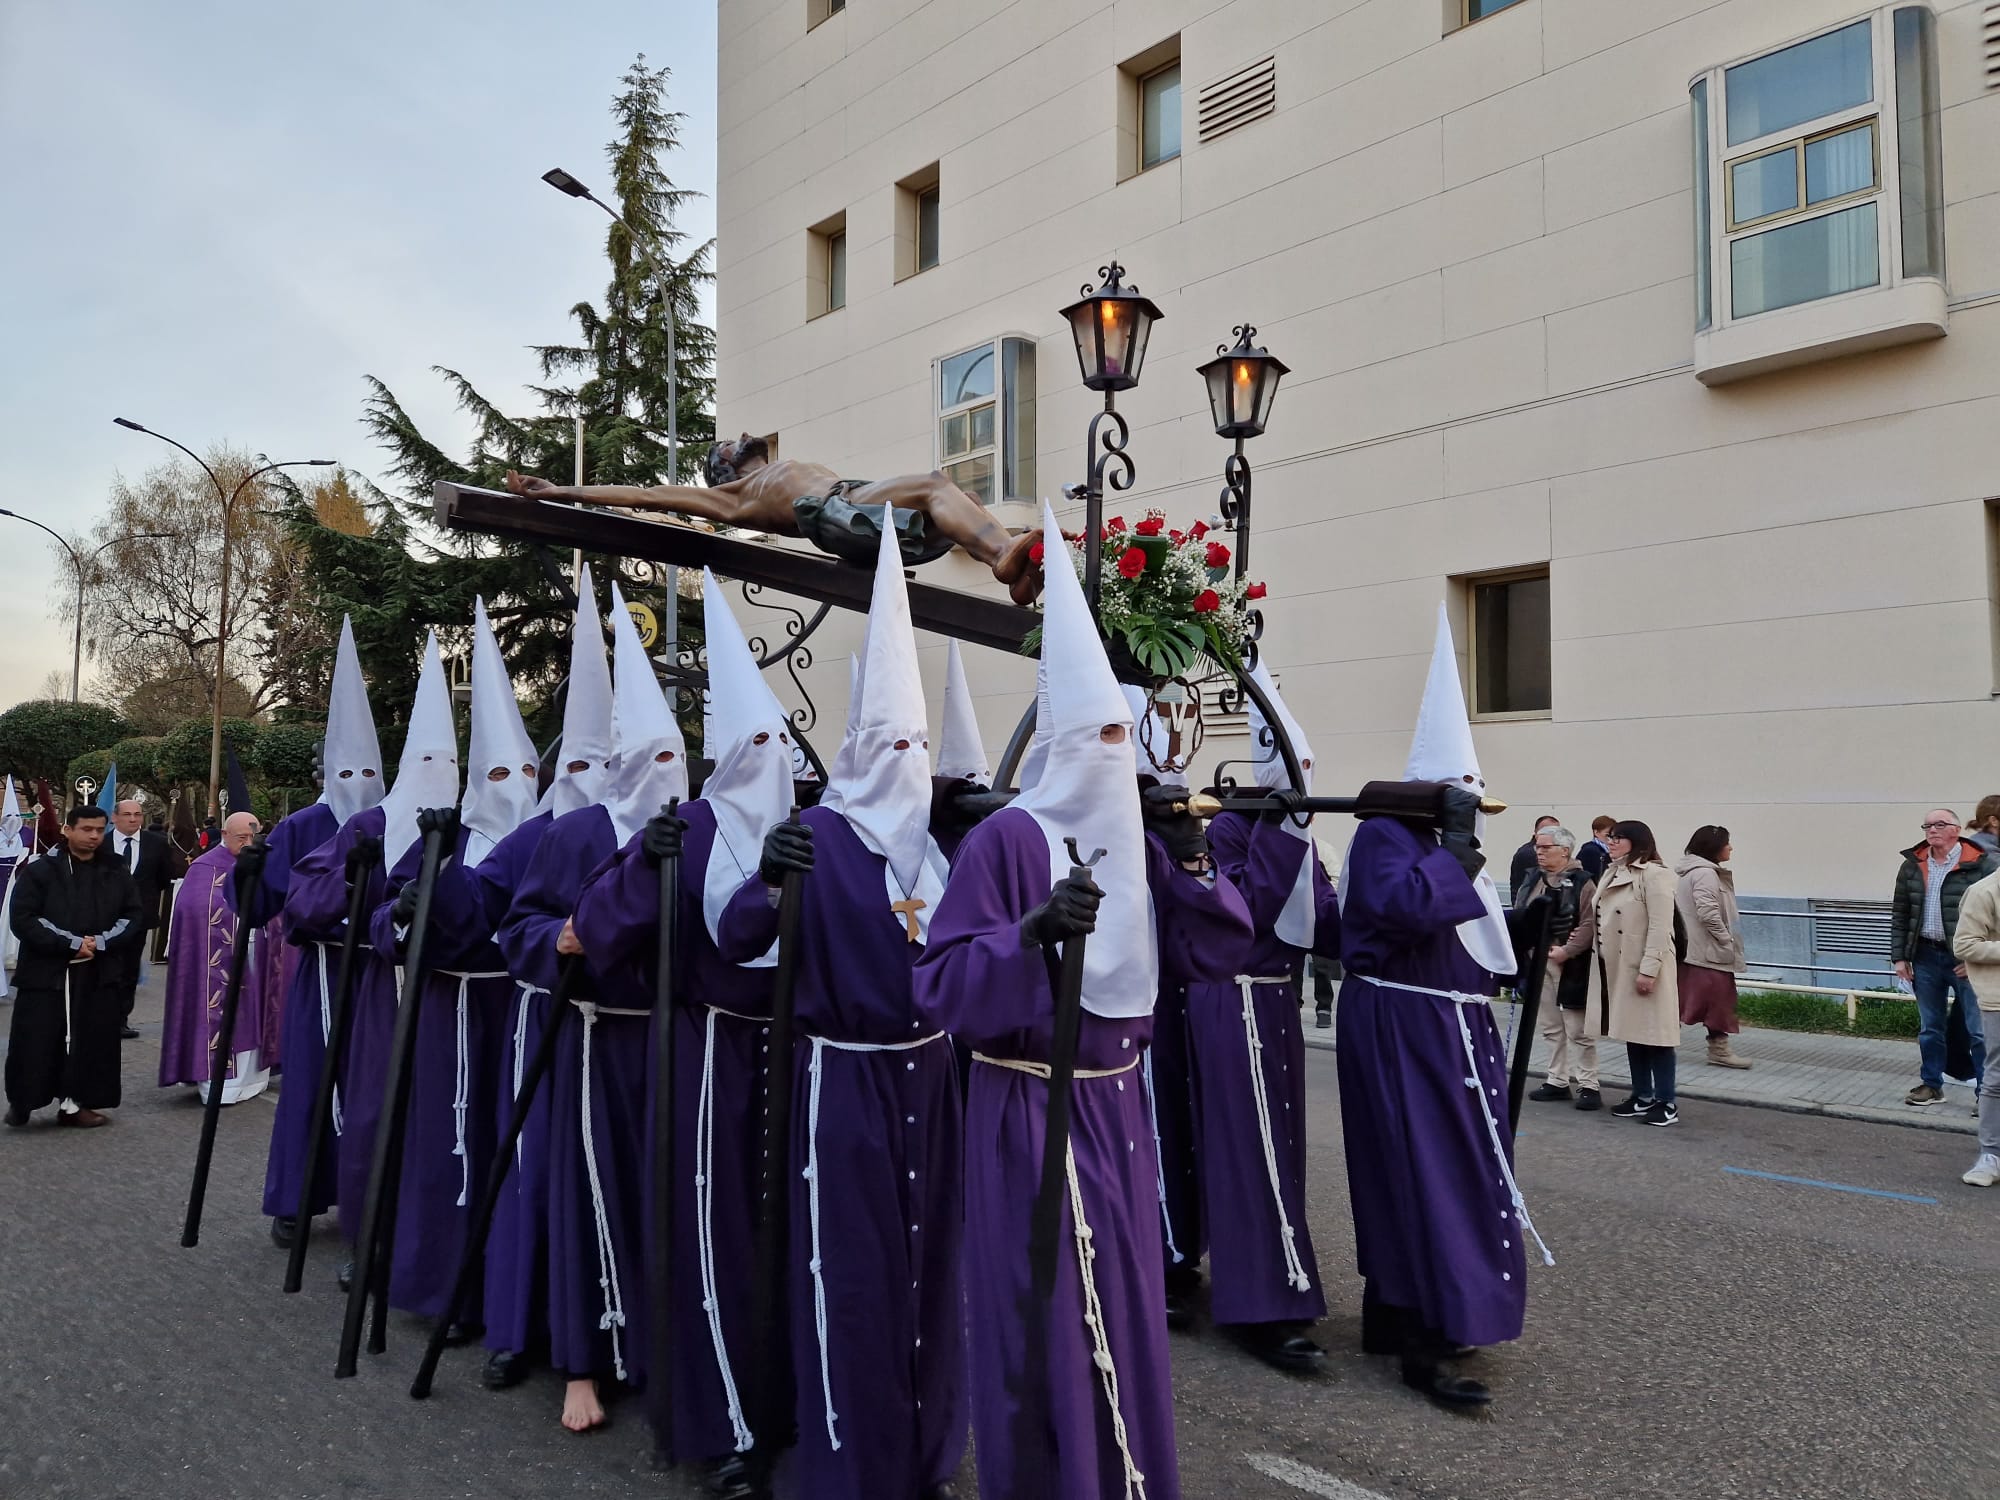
[890, 897, 927, 942]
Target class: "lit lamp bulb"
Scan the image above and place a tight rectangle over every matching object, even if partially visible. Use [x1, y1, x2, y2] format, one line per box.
[1101, 300, 1125, 379]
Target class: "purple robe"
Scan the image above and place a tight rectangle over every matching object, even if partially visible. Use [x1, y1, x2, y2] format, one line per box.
[1185, 811, 1339, 1327]
[913, 809, 1254, 1500]
[573, 801, 776, 1466]
[1145, 982, 1200, 1281]
[1336, 815, 1528, 1349]
[498, 804, 650, 1385]
[283, 805, 396, 1246]
[158, 844, 278, 1094]
[234, 801, 340, 1219]
[717, 805, 965, 1500]
[364, 821, 506, 1322]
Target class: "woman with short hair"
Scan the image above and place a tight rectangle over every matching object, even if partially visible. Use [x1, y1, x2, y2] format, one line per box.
[1595, 821, 1683, 1126]
[1676, 825, 1750, 1070]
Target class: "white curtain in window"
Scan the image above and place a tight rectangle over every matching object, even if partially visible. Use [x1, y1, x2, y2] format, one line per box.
[1731, 201, 1878, 318]
[1806, 125, 1873, 204]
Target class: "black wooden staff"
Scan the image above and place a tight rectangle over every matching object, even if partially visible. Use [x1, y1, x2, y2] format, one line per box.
[1508, 892, 1560, 1133]
[180, 838, 269, 1248]
[337, 814, 449, 1378]
[410, 955, 583, 1399]
[646, 799, 682, 1467]
[748, 808, 805, 1484]
[285, 838, 381, 1295]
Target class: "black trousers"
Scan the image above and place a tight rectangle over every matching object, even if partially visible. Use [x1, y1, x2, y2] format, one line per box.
[114, 934, 151, 1020]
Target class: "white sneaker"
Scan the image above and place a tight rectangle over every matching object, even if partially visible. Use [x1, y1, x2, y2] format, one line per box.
[1961, 1154, 2000, 1188]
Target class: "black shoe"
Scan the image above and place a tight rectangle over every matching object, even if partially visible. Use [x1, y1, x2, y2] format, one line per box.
[696, 1455, 762, 1500]
[120, 1026, 140, 1040]
[1527, 1082, 1571, 1103]
[1164, 1290, 1195, 1331]
[444, 1320, 484, 1346]
[269, 1216, 298, 1249]
[481, 1349, 532, 1390]
[1574, 1088, 1602, 1112]
[1230, 1322, 1326, 1374]
[1609, 1096, 1652, 1120]
[1315, 1007, 1332, 1029]
[1401, 1359, 1492, 1409]
[3, 1105, 28, 1128]
[336, 1260, 354, 1294]
[1645, 1100, 1679, 1127]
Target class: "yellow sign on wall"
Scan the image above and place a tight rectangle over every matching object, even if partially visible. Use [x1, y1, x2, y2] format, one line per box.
[626, 600, 659, 648]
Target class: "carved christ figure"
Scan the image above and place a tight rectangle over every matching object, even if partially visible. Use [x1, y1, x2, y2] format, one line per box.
[507, 434, 1044, 604]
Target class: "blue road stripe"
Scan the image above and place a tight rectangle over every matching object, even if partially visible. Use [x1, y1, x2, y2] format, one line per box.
[1721, 1166, 1938, 1205]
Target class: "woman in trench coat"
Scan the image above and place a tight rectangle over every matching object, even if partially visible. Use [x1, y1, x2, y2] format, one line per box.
[1594, 820, 1683, 1126]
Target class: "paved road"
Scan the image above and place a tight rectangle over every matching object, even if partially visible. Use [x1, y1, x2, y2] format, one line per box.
[2, 980, 1993, 1500]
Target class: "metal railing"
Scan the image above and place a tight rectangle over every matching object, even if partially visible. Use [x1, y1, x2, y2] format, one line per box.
[1736, 906, 1906, 1022]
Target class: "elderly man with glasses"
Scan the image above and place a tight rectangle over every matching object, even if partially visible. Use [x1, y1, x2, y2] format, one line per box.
[1891, 810, 1996, 1108]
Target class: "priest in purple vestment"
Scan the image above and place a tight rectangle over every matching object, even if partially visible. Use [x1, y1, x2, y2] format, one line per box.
[1181, 661, 1338, 1372]
[160, 813, 277, 1103]
[1335, 606, 1548, 1409]
[499, 580, 688, 1435]
[715, 520, 966, 1500]
[571, 568, 793, 1498]
[914, 503, 1254, 1500]
[245, 616, 382, 1247]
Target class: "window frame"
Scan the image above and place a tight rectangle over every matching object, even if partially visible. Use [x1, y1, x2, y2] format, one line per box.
[1463, 566, 1553, 724]
[1139, 61, 1182, 171]
[826, 230, 846, 312]
[1723, 117, 1881, 232]
[1459, 0, 1529, 26]
[807, 212, 847, 320]
[931, 335, 1037, 508]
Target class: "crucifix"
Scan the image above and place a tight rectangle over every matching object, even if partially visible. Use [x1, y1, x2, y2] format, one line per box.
[889, 897, 927, 943]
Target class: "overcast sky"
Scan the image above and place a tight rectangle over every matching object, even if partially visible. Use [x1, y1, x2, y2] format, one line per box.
[0, 0, 717, 708]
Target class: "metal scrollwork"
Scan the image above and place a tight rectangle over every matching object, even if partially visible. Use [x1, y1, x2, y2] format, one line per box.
[741, 584, 831, 734]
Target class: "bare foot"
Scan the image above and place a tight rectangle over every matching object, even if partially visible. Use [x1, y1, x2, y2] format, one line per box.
[561, 1377, 606, 1433]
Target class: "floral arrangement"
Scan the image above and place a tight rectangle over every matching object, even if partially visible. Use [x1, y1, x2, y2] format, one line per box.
[1024, 510, 1267, 682]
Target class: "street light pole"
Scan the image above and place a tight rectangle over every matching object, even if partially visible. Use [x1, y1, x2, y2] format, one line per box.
[113, 420, 333, 818]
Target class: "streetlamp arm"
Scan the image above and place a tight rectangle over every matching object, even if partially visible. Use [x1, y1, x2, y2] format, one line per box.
[0, 509, 81, 573]
[114, 420, 228, 506]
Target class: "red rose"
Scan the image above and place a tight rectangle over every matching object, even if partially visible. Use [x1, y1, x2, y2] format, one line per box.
[1205, 541, 1230, 568]
[1134, 516, 1164, 537]
[1193, 589, 1221, 614]
[1190, 520, 1209, 539]
[1246, 581, 1267, 600]
[1029, 542, 1045, 565]
[1107, 516, 1127, 533]
[1169, 529, 1185, 544]
[1117, 547, 1147, 580]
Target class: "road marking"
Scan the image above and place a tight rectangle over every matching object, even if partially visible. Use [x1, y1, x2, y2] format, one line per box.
[1721, 1166, 1938, 1205]
[1244, 1452, 1398, 1498]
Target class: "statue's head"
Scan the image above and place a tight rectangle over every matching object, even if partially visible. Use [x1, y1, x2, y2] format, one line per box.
[704, 432, 771, 485]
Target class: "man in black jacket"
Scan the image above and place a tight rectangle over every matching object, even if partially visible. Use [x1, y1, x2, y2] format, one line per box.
[4, 805, 143, 1127]
[1891, 809, 1996, 1107]
[106, 798, 185, 1038]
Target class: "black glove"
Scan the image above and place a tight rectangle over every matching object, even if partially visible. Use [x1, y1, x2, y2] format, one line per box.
[392, 882, 420, 928]
[643, 807, 688, 867]
[1437, 784, 1485, 881]
[759, 821, 814, 884]
[234, 837, 270, 884]
[1021, 873, 1102, 948]
[345, 834, 383, 882]
[1141, 783, 1208, 864]
[930, 777, 990, 837]
[416, 805, 460, 842]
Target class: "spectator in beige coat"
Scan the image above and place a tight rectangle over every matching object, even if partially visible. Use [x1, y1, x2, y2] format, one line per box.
[1675, 825, 1751, 1070]
[1595, 820, 1683, 1127]
[1948, 868, 2000, 1187]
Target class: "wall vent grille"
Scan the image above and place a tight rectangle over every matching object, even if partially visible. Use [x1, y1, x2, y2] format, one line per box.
[1198, 56, 1276, 143]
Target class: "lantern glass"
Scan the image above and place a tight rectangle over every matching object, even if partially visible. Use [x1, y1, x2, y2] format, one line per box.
[1199, 340, 1289, 439]
[1061, 268, 1161, 392]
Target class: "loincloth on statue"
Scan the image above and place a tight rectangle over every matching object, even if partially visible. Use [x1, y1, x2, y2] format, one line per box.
[791, 480, 957, 568]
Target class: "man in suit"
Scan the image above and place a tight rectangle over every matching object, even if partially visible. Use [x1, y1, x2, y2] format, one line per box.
[107, 799, 185, 1039]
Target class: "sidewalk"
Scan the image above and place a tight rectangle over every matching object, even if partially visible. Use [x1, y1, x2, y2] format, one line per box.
[1303, 1002, 1980, 1136]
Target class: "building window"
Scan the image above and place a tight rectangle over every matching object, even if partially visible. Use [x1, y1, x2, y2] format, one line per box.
[934, 337, 1036, 507]
[1466, 570, 1551, 719]
[1690, 7, 1947, 384]
[808, 0, 844, 29]
[807, 212, 845, 319]
[1464, 0, 1528, 21]
[895, 164, 941, 281]
[1117, 37, 1180, 182]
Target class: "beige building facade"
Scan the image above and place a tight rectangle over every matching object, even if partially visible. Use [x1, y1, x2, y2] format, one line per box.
[712, 0, 2000, 943]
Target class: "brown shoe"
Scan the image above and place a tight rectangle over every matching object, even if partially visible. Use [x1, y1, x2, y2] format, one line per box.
[1706, 1035, 1751, 1070]
[57, 1108, 109, 1129]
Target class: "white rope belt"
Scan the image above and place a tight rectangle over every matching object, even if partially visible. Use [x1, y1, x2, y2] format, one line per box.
[313, 942, 343, 1135]
[438, 969, 506, 1208]
[1235, 975, 1312, 1294]
[971, 1050, 1148, 1499]
[577, 1001, 629, 1379]
[697, 1008, 754, 1453]
[511, 982, 546, 1169]
[803, 1030, 947, 1453]
[1137, 1047, 1184, 1267]
[1357, 975, 1553, 1268]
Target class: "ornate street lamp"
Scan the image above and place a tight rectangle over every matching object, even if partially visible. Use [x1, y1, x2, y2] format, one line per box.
[1197, 325, 1288, 595]
[1057, 261, 1164, 605]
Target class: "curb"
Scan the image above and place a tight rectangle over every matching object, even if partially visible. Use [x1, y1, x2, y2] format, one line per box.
[1299, 1033, 1979, 1136]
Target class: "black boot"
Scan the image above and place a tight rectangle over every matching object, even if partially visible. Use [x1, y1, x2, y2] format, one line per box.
[1400, 1328, 1490, 1409]
[696, 1455, 762, 1500]
[269, 1216, 298, 1249]
[481, 1349, 531, 1390]
[1229, 1321, 1326, 1374]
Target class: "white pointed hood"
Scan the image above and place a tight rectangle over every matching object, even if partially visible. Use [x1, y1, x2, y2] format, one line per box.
[818, 518, 949, 938]
[1402, 604, 1514, 974]
[545, 565, 615, 817]
[1, 776, 20, 854]
[1248, 658, 1320, 948]
[1012, 502, 1156, 1019]
[1017, 641, 1053, 791]
[376, 631, 461, 869]
[462, 598, 540, 866]
[935, 640, 989, 784]
[699, 570, 795, 963]
[321, 615, 385, 824]
[605, 581, 689, 845]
